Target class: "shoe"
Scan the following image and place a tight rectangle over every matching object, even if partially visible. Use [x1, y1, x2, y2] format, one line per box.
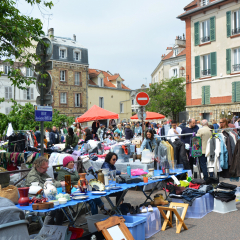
[148, 205, 153, 212]
[141, 206, 147, 213]
[136, 206, 140, 214]
[130, 206, 136, 214]
[153, 198, 169, 206]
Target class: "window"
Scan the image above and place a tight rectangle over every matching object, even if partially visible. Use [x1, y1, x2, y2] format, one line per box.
[120, 103, 124, 113]
[232, 82, 240, 102]
[131, 99, 134, 105]
[5, 107, 11, 115]
[73, 50, 81, 61]
[201, 20, 210, 43]
[60, 70, 66, 81]
[4, 66, 11, 74]
[202, 85, 210, 105]
[200, 0, 209, 6]
[232, 10, 240, 35]
[173, 68, 178, 77]
[173, 49, 178, 57]
[75, 72, 81, 85]
[24, 88, 34, 100]
[75, 93, 81, 107]
[59, 47, 67, 59]
[233, 47, 240, 72]
[202, 54, 211, 76]
[60, 93, 67, 104]
[117, 81, 121, 88]
[5, 87, 12, 99]
[98, 78, 104, 87]
[99, 97, 104, 108]
[26, 68, 33, 77]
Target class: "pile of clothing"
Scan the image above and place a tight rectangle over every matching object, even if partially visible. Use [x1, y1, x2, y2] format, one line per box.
[211, 182, 237, 202]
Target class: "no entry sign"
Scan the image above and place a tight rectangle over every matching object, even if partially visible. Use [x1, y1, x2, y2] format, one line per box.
[136, 92, 149, 106]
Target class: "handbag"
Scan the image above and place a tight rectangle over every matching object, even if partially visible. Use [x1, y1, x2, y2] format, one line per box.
[0, 185, 18, 204]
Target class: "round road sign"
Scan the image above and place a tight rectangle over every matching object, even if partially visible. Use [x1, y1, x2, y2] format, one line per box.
[136, 92, 149, 106]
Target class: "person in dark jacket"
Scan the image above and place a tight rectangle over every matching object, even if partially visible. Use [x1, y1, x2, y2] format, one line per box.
[92, 121, 100, 137]
[35, 126, 41, 144]
[124, 124, 133, 140]
[49, 126, 60, 145]
[179, 120, 187, 130]
[84, 128, 93, 143]
[65, 127, 79, 150]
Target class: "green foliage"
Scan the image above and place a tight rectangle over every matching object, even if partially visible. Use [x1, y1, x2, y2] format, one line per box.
[0, 0, 53, 89]
[146, 77, 186, 122]
[0, 101, 74, 135]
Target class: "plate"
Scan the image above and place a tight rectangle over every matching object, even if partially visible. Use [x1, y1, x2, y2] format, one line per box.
[111, 186, 122, 190]
[72, 192, 87, 196]
[72, 196, 89, 200]
[169, 173, 177, 175]
[91, 191, 107, 195]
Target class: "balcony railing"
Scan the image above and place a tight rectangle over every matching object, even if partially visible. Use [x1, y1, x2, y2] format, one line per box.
[201, 69, 211, 77]
[232, 28, 240, 35]
[233, 64, 240, 72]
[201, 36, 210, 43]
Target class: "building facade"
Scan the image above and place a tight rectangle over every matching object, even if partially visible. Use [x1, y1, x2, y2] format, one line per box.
[178, 0, 240, 121]
[0, 61, 38, 115]
[151, 36, 186, 84]
[47, 28, 88, 118]
[88, 69, 132, 122]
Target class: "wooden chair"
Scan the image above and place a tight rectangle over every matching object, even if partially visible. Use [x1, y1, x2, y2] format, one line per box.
[158, 202, 189, 234]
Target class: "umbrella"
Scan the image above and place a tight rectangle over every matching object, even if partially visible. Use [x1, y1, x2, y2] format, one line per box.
[76, 105, 119, 123]
[131, 111, 165, 120]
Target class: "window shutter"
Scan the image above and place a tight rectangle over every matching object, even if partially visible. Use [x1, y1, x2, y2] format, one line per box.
[99, 97, 101, 107]
[23, 89, 27, 100]
[9, 87, 12, 99]
[226, 49, 231, 74]
[236, 82, 240, 102]
[202, 86, 205, 104]
[210, 16, 215, 41]
[5, 87, 8, 99]
[226, 11, 231, 37]
[195, 56, 200, 79]
[31, 88, 34, 99]
[205, 85, 210, 104]
[210, 52, 217, 77]
[75, 94, 77, 106]
[232, 82, 236, 102]
[194, 22, 200, 46]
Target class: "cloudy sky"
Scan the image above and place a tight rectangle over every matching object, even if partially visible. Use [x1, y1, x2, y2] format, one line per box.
[17, 0, 190, 89]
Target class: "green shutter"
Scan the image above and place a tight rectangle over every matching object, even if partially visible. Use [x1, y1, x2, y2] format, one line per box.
[205, 85, 210, 105]
[210, 16, 216, 41]
[226, 11, 231, 37]
[226, 49, 231, 74]
[195, 56, 200, 79]
[202, 86, 205, 104]
[236, 82, 240, 102]
[232, 82, 236, 102]
[194, 22, 200, 46]
[210, 52, 217, 77]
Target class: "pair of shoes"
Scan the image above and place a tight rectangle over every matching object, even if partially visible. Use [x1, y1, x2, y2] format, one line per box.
[141, 205, 153, 213]
[130, 206, 136, 214]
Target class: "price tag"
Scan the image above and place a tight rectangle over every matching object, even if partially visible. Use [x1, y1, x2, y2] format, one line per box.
[151, 212, 155, 222]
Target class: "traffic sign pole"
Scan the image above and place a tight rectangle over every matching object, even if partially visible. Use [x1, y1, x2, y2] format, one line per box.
[141, 106, 144, 142]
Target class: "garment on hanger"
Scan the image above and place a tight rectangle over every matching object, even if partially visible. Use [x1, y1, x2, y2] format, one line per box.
[229, 139, 240, 177]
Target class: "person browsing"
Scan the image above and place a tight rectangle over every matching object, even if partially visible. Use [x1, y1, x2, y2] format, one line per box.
[140, 129, 157, 152]
[167, 121, 182, 142]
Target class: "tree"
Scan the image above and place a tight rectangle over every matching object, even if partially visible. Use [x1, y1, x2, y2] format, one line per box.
[146, 77, 186, 122]
[0, 0, 53, 89]
[0, 101, 75, 135]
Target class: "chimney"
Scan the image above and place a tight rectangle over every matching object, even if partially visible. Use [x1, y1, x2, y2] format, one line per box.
[48, 28, 54, 41]
[165, 47, 172, 55]
[73, 34, 76, 41]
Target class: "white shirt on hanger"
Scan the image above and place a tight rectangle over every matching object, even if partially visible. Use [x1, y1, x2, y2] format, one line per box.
[167, 127, 182, 142]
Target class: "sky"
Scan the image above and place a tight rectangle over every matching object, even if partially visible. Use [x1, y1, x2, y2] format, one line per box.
[17, 0, 191, 89]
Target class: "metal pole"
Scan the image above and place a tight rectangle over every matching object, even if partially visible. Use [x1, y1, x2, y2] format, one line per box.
[40, 52, 45, 157]
[141, 106, 144, 142]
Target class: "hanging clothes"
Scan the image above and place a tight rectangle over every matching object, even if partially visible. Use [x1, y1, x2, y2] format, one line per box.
[229, 139, 240, 177]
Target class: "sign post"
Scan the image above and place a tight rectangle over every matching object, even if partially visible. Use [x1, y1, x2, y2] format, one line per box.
[136, 92, 149, 141]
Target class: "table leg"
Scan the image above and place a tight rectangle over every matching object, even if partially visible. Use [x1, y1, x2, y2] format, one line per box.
[61, 208, 75, 227]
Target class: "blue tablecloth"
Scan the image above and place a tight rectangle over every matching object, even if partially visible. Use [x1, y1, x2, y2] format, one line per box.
[16, 170, 187, 213]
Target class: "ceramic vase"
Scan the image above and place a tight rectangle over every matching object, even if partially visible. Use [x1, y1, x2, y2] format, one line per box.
[44, 180, 57, 201]
[78, 173, 88, 193]
[97, 170, 104, 184]
[18, 187, 30, 206]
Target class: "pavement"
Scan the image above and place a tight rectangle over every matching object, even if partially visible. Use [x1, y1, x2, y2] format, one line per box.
[77, 177, 240, 240]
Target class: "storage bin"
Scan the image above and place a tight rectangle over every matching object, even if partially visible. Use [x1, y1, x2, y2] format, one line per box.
[213, 199, 237, 214]
[127, 207, 161, 238]
[86, 214, 106, 233]
[205, 193, 214, 213]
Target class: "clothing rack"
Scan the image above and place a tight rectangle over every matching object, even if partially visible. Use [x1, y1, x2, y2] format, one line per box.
[157, 133, 194, 138]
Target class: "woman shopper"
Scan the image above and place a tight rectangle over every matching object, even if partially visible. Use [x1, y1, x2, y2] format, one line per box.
[124, 124, 133, 140]
[57, 156, 109, 215]
[74, 123, 82, 138]
[114, 124, 123, 138]
[141, 129, 157, 152]
[65, 127, 79, 150]
[84, 128, 93, 143]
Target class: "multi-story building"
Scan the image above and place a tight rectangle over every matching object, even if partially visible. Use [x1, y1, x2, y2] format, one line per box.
[88, 69, 132, 123]
[0, 61, 38, 115]
[151, 36, 186, 84]
[47, 28, 88, 117]
[131, 84, 148, 114]
[178, 0, 240, 121]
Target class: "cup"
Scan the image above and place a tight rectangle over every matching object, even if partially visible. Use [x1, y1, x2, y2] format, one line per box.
[129, 158, 133, 163]
[110, 170, 116, 187]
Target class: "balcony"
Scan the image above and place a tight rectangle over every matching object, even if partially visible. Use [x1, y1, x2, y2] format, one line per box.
[233, 64, 240, 72]
[201, 36, 210, 43]
[232, 28, 240, 36]
[201, 69, 211, 77]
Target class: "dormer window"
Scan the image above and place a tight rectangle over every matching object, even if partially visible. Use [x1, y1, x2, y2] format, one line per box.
[98, 77, 104, 87]
[117, 81, 122, 88]
[26, 67, 34, 77]
[59, 47, 67, 59]
[73, 49, 81, 61]
[173, 49, 178, 57]
[201, 0, 209, 6]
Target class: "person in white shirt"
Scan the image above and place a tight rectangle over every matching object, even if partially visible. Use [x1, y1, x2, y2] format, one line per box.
[167, 121, 182, 142]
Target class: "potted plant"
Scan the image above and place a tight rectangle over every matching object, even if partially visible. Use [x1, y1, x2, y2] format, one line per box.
[142, 174, 148, 183]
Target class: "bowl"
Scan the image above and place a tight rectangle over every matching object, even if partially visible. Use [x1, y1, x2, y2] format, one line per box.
[58, 198, 67, 205]
[49, 200, 59, 206]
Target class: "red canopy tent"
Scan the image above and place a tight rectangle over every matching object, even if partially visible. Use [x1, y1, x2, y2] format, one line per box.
[76, 105, 119, 123]
[131, 111, 165, 120]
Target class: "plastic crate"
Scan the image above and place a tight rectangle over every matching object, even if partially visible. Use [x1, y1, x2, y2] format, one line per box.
[205, 193, 214, 213]
[127, 207, 161, 238]
[213, 199, 237, 214]
[86, 214, 106, 233]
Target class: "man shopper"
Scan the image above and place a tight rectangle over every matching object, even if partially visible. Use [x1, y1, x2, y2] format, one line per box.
[179, 120, 187, 130]
[35, 126, 41, 144]
[167, 121, 182, 142]
[181, 118, 199, 173]
[49, 126, 60, 145]
[197, 119, 212, 180]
